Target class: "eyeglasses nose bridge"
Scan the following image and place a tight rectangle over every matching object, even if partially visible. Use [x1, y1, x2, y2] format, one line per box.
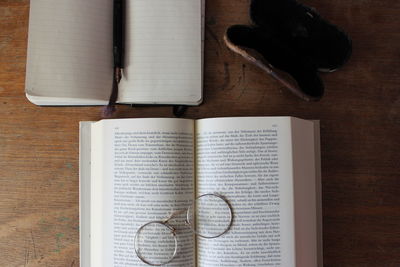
[164, 223, 177, 235]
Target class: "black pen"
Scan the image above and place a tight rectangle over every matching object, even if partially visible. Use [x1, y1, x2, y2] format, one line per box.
[103, 0, 125, 117]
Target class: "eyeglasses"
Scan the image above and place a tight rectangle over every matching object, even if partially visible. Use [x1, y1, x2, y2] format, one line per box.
[134, 193, 234, 266]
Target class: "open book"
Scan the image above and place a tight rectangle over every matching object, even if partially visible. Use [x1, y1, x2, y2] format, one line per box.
[26, 0, 204, 106]
[79, 117, 322, 267]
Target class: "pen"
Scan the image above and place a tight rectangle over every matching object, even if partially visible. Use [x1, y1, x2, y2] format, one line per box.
[113, 0, 124, 72]
[103, 0, 125, 117]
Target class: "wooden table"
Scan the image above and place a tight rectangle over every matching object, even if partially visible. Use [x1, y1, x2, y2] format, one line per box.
[1, 0, 399, 266]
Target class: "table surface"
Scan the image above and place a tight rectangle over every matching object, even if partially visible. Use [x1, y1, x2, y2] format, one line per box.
[1, 0, 399, 266]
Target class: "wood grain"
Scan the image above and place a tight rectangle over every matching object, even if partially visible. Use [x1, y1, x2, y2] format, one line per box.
[0, 0, 399, 266]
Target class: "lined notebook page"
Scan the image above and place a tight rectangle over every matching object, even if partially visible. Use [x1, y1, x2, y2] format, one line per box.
[118, 0, 203, 105]
[25, 0, 112, 104]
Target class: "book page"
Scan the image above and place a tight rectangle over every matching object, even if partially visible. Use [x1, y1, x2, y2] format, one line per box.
[118, 0, 202, 105]
[91, 118, 196, 267]
[195, 117, 296, 267]
[291, 118, 320, 266]
[79, 122, 93, 267]
[25, 0, 112, 104]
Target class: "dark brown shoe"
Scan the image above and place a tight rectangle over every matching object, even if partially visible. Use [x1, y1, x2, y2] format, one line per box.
[225, 25, 324, 101]
[224, 0, 352, 101]
[250, 0, 352, 72]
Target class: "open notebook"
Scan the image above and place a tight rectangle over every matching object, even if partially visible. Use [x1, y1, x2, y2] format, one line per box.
[25, 0, 204, 106]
